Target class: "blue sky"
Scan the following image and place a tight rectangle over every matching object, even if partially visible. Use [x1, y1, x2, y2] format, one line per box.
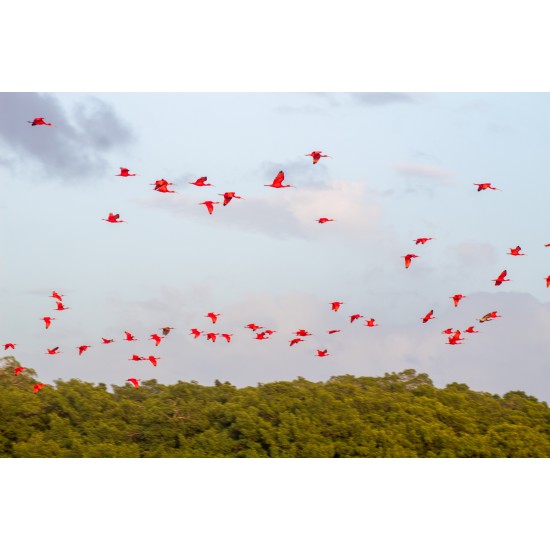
[2, 91, 550, 404]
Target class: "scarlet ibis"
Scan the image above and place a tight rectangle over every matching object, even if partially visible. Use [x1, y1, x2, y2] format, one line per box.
[327, 329, 341, 334]
[464, 326, 479, 334]
[442, 328, 454, 334]
[146, 356, 160, 366]
[41, 317, 55, 329]
[50, 291, 64, 301]
[128, 354, 145, 362]
[199, 201, 220, 215]
[289, 338, 304, 346]
[219, 192, 243, 206]
[55, 301, 70, 311]
[265, 170, 294, 188]
[421, 310, 435, 323]
[305, 151, 331, 164]
[254, 332, 270, 340]
[3, 343, 15, 350]
[190, 177, 213, 187]
[127, 378, 140, 389]
[331, 301, 344, 312]
[316, 349, 329, 357]
[189, 328, 203, 339]
[33, 383, 46, 393]
[294, 329, 312, 337]
[206, 332, 219, 342]
[415, 237, 434, 245]
[316, 218, 334, 224]
[492, 270, 510, 286]
[474, 182, 500, 191]
[103, 213, 127, 223]
[546, 275, 550, 288]
[124, 331, 138, 341]
[446, 335, 463, 345]
[221, 333, 233, 342]
[507, 246, 525, 256]
[14, 366, 26, 376]
[350, 314, 363, 323]
[101, 338, 115, 344]
[450, 294, 467, 307]
[403, 254, 419, 269]
[364, 318, 379, 327]
[46, 347, 61, 355]
[245, 323, 263, 331]
[77, 345, 91, 355]
[28, 117, 52, 126]
[116, 167, 137, 177]
[149, 334, 164, 346]
[206, 312, 221, 324]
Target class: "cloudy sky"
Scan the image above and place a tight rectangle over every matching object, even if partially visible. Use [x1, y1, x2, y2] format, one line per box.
[2, 91, 550, 404]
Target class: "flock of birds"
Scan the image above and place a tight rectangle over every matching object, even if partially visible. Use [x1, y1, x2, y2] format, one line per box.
[7, 117, 550, 392]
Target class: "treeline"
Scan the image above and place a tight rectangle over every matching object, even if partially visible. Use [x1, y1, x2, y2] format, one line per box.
[1, 356, 550, 457]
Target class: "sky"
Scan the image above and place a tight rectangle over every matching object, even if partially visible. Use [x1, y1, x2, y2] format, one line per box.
[3, 2, 550, 548]
[2, 91, 550, 404]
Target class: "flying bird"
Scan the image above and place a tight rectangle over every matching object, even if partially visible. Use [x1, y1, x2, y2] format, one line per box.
[364, 318, 379, 327]
[507, 246, 525, 256]
[422, 310, 435, 323]
[33, 384, 46, 393]
[402, 254, 419, 269]
[327, 329, 341, 334]
[146, 356, 160, 367]
[464, 326, 479, 334]
[189, 328, 203, 339]
[294, 329, 312, 337]
[316, 218, 334, 224]
[492, 269, 510, 286]
[101, 338, 115, 344]
[350, 314, 363, 323]
[3, 342, 16, 350]
[219, 192, 243, 206]
[289, 338, 304, 346]
[221, 333, 233, 343]
[331, 301, 344, 312]
[149, 334, 164, 347]
[127, 378, 141, 389]
[446, 334, 463, 346]
[305, 151, 331, 164]
[46, 347, 61, 355]
[245, 323, 263, 331]
[28, 117, 53, 126]
[103, 213, 127, 223]
[206, 312, 221, 324]
[450, 294, 467, 307]
[128, 354, 145, 362]
[124, 331, 138, 341]
[116, 167, 137, 177]
[442, 328, 455, 335]
[50, 291, 64, 301]
[199, 201, 220, 215]
[254, 332, 270, 340]
[265, 170, 294, 188]
[206, 332, 219, 342]
[478, 311, 501, 323]
[77, 345, 91, 355]
[55, 301, 70, 311]
[190, 177, 213, 187]
[474, 182, 501, 191]
[14, 366, 26, 376]
[415, 237, 434, 245]
[41, 316, 55, 329]
[315, 349, 329, 357]
[546, 275, 550, 288]
[161, 327, 175, 336]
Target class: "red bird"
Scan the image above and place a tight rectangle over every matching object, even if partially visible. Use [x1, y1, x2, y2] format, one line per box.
[254, 332, 270, 340]
[160, 327, 175, 336]
[116, 167, 137, 177]
[263, 329, 277, 335]
[206, 332, 219, 342]
[316, 218, 334, 224]
[127, 378, 141, 389]
[33, 383, 46, 393]
[190, 177, 214, 187]
[101, 338, 115, 344]
[77, 345, 91, 355]
[350, 314, 363, 323]
[206, 312, 221, 324]
[41, 316, 55, 329]
[128, 354, 145, 362]
[306, 151, 331, 164]
[492, 269, 510, 286]
[289, 338, 304, 346]
[546, 275, 550, 288]
[478, 311, 501, 323]
[124, 331, 138, 341]
[415, 237, 434, 245]
[442, 328, 455, 335]
[55, 301, 70, 311]
[189, 328, 203, 339]
[28, 117, 53, 126]
[4, 342, 16, 350]
[294, 329, 312, 337]
[545, 243, 550, 247]
[327, 329, 341, 334]
[265, 170, 294, 189]
[364, 318, 379, 327]
[219, 192, 243, 206]
[50, 291, 64, 301]
[316, 349, 329, 357]
[146, 356, 160, 366]
[199, 201, 220, 215]
[331, 301, 344, 312]
[153, 179, 177, 193]
[422, 310, 435, 323]
[221, 333, 233, 343]
[403, 254, 419, 269]
[14, 366, 26, 376]
[103, 213, 127, 223]
[149, 334, 164, 347]
[508, 246, 525, 256]
[46, 347, 61, 355]
[464, 326, 479, 334]
[450, 294, 467, 307]
[245, 323, 263, 331]
[446, 335, 463, 346]
[474, 182, 500, 191]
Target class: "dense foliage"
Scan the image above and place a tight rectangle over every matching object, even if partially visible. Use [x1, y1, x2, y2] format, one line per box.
[1, 356, 549, 457]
